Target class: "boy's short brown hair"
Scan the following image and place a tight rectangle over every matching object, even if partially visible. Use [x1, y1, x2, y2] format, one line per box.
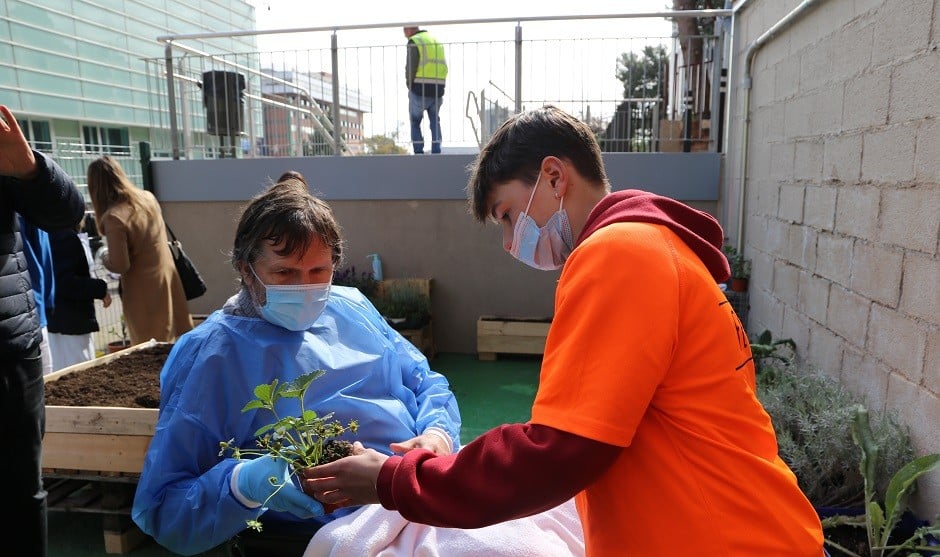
[466, 105, 608, 222]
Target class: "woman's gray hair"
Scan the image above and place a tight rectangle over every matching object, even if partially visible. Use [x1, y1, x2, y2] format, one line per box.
[231, 179, 344, 274]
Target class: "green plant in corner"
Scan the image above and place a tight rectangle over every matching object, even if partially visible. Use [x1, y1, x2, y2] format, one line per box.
[757, 361, 914, 510]
[374, 281, 431, 330]
[219, 370, 358, 532]
[821, 405, 940, 557]
[749, 329, 796, 379]
[729, 253, 751, 280]
[721, 244, 751, 278]
[106, 314, 130, 349]
[722, 244, 751, 291]
[332, 265, 379, 301]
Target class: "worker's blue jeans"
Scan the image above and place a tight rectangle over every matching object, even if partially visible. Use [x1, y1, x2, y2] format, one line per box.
[408, 90, 443, 154]
[0, 345, 47, 557]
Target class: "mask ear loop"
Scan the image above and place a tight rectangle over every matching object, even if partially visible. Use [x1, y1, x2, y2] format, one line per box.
[522, 171, 542, 216]
[248, 263, 266, 287]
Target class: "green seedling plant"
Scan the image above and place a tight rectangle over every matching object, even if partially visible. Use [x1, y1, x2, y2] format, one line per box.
[219, 370, 358, 532]
[822, 405, 940, 557]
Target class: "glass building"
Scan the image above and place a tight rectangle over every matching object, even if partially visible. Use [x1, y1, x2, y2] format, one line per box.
[0, 0, 258, 193]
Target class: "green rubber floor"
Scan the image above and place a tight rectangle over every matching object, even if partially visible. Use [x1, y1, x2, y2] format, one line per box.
[48, 352, 542, 557]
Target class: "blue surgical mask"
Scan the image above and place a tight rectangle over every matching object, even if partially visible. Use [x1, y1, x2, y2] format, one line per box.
[509, 172, 574, 271]
[250, 265, 331, 331]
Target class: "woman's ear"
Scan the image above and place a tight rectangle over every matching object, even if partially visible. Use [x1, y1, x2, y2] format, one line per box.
[237, 261, 253, 286]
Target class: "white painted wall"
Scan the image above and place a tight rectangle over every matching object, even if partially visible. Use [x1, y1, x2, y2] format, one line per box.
[727, 0, 940, 515]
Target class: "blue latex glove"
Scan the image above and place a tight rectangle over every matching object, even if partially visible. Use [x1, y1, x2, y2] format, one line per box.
[232, 454, 324, 518]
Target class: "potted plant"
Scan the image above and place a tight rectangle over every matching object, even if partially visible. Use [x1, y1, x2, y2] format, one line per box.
[751, 331, 936, 556]
[219, 370, 358, 532]
[374, 281, 430, 330]
[332, 265, 379, 301]
[722, 244, 751, 292]
[821, 405, 940, 557]
[757, 362, 914, 510]
[106, 315, 131, 353]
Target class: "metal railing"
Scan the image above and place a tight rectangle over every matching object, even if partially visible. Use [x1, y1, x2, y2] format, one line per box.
[147, 10, 731, 158]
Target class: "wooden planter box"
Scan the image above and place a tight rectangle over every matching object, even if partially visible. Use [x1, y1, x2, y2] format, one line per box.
[476, 316, 551, 360]
[43, 340, 163, 475]
[43, 340, 167, 553]
[398, 323, 435, 360]
[377, 278, 435, 359]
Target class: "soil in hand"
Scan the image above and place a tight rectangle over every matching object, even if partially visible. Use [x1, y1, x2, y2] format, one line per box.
[44, 344, 170, 408]
[321, 440, 354, 464]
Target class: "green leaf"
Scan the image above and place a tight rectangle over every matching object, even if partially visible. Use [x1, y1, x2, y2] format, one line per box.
[253, 381, 276, 403]
[882, 453, 940, 540]
[868, 501, 885, 547]
[253, 423, 275, 437]
[282, 370, 327, 398]
[756, 330, 772, 345]
[241, 399, 265, 412]
[302, 409, 318, 422]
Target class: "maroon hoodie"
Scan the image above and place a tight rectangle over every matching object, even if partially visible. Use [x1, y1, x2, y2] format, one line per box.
[578, 189, 731, 283]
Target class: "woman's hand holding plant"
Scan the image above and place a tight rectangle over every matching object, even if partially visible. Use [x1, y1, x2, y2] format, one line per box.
[232, 453, 324, 518]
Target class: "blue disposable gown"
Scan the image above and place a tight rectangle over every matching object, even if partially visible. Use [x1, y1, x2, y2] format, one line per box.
[131, 286, 461, 555]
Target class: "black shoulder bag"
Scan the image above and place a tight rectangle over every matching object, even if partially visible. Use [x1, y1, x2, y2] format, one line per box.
[166, 224, 207, 300]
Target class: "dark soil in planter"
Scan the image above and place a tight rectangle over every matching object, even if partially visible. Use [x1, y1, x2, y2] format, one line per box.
[44, 344, 169, 408]
[825, 525, 869, 556]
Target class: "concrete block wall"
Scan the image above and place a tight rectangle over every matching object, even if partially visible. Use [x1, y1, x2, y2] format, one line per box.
[727, 0, 939, 515]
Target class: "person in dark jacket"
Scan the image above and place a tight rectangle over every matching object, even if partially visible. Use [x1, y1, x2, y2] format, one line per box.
[47, 220, 111, 371]
[0, 104, 85, 557]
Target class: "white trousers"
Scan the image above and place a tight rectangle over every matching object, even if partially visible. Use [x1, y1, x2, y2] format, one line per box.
[48, 332, 96, 372]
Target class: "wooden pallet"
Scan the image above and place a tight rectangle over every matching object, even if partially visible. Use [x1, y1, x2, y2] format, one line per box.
[46, 473, 148, 554]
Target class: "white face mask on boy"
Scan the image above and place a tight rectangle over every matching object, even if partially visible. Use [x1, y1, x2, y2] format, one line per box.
[509, 172, 574, 271]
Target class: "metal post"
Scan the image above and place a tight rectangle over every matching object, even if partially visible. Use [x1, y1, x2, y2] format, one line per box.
[709, 28, 724, 152]
[331, 32, 342, 156]
[514, 24, 522, 114]
[164, 42, 180, 160]
[178, 58, 192, 159]
[246, 70, 257, 158]
[138, 141, 153, 192]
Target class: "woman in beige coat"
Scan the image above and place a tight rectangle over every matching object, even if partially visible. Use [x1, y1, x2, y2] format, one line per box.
[87, 156, 193, 345]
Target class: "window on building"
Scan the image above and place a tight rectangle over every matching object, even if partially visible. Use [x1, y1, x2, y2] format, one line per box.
[83, 125, 130, 156]
[18, 119, 53, 152]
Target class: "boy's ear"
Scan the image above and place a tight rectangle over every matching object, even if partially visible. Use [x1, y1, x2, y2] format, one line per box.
[540, 156, 569, 198]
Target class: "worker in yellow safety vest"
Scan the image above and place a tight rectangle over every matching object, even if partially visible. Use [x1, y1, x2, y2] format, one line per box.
[404, 26, 448, 154]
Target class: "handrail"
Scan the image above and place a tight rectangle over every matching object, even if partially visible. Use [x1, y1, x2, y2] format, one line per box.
[161, 40, 345, 158]
[157, 10, 732, 159]
[155, 10, 733, 43]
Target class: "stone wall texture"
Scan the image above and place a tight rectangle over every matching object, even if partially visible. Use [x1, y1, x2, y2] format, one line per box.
[728, 0, 939, 515]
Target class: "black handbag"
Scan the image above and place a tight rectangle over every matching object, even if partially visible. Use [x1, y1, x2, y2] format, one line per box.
[166, 224, 207, 300]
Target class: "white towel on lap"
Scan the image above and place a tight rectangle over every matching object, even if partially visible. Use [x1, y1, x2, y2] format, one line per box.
[304, 498, 584, 557]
